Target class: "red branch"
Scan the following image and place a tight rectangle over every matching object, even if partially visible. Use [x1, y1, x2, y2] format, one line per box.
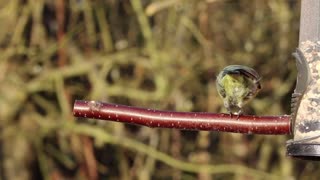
[73, 100, 291, 135]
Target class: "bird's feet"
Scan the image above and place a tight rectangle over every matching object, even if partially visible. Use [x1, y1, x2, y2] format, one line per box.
[236, 110, 243, 119]
[228, 110, 242, 120]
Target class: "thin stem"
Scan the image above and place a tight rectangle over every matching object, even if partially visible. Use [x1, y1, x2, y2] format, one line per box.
[73, 100, 291, 135]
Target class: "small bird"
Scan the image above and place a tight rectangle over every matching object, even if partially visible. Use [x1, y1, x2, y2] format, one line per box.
[216, 65, 261, 115]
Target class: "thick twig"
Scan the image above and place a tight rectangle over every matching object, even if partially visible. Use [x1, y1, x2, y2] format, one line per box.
[73, 100, 291, 135]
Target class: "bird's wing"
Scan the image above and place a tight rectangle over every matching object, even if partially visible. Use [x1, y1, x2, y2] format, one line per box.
[223, 65, 261, 81]
[216, 80, 226, 98]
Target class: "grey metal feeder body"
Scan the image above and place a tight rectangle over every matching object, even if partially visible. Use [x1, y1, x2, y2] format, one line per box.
[286, 0, 320, 160]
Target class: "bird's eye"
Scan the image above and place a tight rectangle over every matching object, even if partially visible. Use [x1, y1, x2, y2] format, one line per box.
[257, 84, 261, 89]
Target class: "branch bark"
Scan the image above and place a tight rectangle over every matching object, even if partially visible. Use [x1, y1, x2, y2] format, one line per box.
[73, 100, 290, 135]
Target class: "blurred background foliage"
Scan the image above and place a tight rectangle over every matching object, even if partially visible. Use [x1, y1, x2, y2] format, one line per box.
[0, 0, 318, 179]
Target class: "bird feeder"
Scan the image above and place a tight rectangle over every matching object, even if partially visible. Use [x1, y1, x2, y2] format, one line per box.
[286, 0, 320, 159]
